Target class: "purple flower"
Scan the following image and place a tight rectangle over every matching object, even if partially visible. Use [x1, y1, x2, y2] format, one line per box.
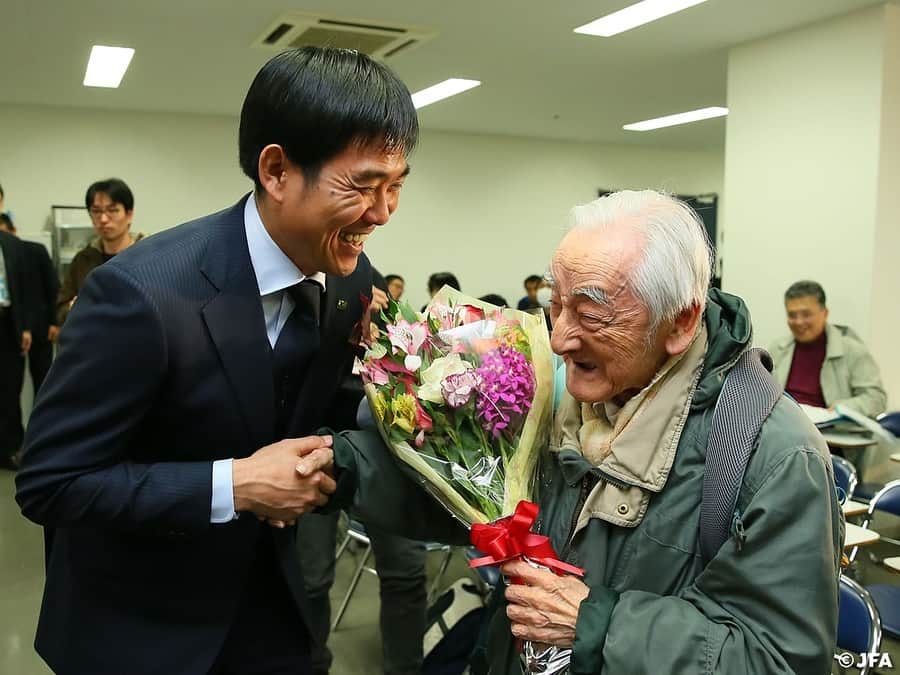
[474, 346, 536, 439]
[441, 370, 483, 408]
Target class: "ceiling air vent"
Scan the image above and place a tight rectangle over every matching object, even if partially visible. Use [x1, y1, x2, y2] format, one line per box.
[253, 12, 435, 60]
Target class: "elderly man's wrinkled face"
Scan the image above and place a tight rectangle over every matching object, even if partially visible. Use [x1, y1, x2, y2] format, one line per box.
[549, 226, 672, 405]
[786, 296, 828, 344]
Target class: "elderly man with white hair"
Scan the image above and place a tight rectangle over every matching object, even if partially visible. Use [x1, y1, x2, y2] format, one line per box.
[331, 190, 844, 675]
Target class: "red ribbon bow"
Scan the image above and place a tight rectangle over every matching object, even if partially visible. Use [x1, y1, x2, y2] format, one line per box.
[468, 501, 584, 577]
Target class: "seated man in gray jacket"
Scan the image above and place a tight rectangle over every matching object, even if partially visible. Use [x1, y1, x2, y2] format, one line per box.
[769, 280, 887, 418]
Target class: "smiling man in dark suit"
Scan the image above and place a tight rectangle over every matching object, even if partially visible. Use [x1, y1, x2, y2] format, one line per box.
[15, 47, 417, 675]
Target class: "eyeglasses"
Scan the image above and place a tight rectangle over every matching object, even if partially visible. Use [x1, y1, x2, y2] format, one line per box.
[89, 205, 124, 218]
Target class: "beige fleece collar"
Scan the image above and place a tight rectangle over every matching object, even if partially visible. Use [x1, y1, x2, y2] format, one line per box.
[554, 323, 708, 531]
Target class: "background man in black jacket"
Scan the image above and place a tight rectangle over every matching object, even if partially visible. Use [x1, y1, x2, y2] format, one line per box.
[0, 213, 59, 392]
[0, 224, 31, 470]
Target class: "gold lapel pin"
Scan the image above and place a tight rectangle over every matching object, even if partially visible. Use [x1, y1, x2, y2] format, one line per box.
[336, 299, 348, 311]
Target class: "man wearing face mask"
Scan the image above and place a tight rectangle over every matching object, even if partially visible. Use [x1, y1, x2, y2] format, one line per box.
[533, 280, 554, 334]
[516, 275, 543, 311]
[769, 280, 886, 418]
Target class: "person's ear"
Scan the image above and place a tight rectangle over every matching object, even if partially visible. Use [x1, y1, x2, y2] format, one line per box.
[664, 303, 703, 356]
[258, 144, 290, 204]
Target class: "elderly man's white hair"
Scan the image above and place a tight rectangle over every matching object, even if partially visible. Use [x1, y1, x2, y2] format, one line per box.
[568, 190, 713, 331]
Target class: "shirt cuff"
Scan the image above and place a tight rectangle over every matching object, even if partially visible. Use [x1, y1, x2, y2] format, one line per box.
[210, 458, 237, 523]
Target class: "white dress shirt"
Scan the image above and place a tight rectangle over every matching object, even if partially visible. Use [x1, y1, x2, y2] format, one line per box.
[210, 195, 326, 523]
[0, 243, 11, 307]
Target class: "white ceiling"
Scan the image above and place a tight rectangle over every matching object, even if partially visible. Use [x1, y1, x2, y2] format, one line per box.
[2, 0, 885, 150]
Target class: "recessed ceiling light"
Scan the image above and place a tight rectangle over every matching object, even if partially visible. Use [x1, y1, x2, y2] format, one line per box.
[83, 45, 135, 88]
[574, 0, 709, 37]
[411, 79, 480, 109]
[623, 106, 728, 131]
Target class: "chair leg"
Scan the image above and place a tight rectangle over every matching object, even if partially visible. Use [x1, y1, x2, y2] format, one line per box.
[334, 531, 352, 563]
[427, 547, 455, 603]
[332, 544, 373, 632]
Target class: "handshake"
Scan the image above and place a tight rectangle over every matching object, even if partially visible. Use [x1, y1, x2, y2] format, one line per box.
[232, 435, 336, 528]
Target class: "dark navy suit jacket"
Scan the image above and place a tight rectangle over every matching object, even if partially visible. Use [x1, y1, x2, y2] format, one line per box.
[22, 239, 59, 338]
[0, 229, 30, 335]
[15, 198, 372, 674]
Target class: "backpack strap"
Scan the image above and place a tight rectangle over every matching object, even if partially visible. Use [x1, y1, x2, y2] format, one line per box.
[700, 347, 782, 565]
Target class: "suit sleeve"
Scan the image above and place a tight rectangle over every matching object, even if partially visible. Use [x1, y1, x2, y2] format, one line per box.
[832, 344, 887, 418]
[15, 262, 213, 533]
[38, 245, 60, 327]
[328, 429, 470, 545]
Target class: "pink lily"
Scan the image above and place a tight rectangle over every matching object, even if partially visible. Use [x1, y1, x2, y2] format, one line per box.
[387, 320, 428, 358]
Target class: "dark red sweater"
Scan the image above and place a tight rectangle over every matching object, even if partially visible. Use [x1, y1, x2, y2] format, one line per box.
[785, 332, 827, 407]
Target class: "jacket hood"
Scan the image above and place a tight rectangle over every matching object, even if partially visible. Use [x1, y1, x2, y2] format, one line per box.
[691, 288, 753, 411]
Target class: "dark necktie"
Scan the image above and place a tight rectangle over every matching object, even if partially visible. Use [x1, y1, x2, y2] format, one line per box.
[272, 279, 322, 435]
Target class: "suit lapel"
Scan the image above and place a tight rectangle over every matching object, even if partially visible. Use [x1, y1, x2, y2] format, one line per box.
[200, 199, 275, 449]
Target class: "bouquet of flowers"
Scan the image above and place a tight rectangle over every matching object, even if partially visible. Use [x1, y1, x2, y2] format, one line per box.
[360, 287, 581, 674]
[359, 286, 554, 525]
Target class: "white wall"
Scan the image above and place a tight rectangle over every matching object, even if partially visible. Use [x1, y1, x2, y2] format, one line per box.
[368, 131, 723, 309]
[722, 6, 885, 351]
[0, 103, 723, 312]
[0, 105, 249, 238]
[870, 4, 900, 409]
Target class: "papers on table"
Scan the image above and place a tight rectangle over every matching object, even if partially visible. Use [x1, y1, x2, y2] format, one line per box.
[799, 403, 895, 443]
[800, 404, 842, 427]
[834, 404, 896, 442]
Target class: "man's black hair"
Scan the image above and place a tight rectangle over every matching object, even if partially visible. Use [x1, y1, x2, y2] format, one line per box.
[785, 280, 826, 307]
[479, 294, 508, 307]
[238, 47, 418, 188]
[85, 178, 135, 212]
[428, 272, 460, 294]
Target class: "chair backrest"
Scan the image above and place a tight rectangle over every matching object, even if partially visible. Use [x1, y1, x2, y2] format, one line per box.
[837, 575, 882, 674]
[869, 480, 900, 518]
[877, 411, 900, 438]
[832, 455, 859, 500]
[465, 547, 500, 588]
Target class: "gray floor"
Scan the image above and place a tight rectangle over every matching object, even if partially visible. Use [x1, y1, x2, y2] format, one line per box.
[3, 467, 900, 675]
[0, 469, 472, 675]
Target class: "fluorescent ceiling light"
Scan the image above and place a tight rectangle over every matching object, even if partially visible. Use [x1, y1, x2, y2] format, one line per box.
[574, 0, 709, 37]
[411, 78, 480, 109]
[623, 106, 728, 131]
[83, 45, 135, 88]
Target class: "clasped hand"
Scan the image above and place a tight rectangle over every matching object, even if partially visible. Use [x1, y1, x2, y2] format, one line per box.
[232, 435, 335, 527]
